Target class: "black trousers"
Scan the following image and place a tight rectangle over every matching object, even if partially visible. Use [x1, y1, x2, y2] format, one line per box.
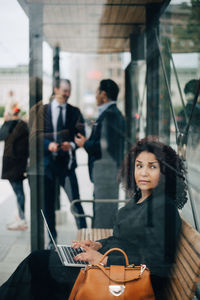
[45, 165, 87, 239]
[9, 180, 25, 220]
[0, 250, 79, 300]
[0, 250, 168, 300]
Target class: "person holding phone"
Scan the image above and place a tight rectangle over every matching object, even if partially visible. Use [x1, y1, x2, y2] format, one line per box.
[43, 79, 87, 248]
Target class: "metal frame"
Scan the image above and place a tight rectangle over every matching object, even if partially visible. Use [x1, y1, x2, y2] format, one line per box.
[29, 2, 44, 251]
[70, 199, 128, 221]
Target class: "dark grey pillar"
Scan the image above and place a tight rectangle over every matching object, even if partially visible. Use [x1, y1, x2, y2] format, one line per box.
[52, 46, 60, 210]
[125, 62, 139, 150]
[159, 36, 171, 144]
[145, 1, 171, 138]
[125, 33, 145, 150]
[53, 45, 60, 89]
[146, 25, 160, 137]
[29, 3, 44, 251]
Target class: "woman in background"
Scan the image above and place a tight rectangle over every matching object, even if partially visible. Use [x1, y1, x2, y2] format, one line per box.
[0, 105, 29, 230]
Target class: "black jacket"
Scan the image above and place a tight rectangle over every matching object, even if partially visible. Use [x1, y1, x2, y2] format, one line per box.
[0, 120, 29, 181]
[177, 101, 200, 132]
[98, 188, 181, 277]
[44, 102, 85, 177]
[84, 103, 125, 182]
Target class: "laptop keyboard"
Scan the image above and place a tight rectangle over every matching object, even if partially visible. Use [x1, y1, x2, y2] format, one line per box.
[60, 246, 88, 265]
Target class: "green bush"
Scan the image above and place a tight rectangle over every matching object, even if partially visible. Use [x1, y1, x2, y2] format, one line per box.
[0, 106, 5, 117]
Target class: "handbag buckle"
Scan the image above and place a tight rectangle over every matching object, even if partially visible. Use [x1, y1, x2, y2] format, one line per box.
[140, 264, 146, 276]
[109, 285, 125, 296]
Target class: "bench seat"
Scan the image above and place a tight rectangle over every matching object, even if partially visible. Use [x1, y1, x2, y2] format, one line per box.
[166, 218, 200, 300]
[77, 228, 113, 241]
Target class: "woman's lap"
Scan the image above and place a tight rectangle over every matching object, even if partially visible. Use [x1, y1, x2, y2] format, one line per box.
[0, 250, 80, 300]
[151, 274, 169, 300]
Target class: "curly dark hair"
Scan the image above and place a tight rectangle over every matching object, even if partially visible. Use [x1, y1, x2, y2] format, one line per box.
[120, 136, 188, 209]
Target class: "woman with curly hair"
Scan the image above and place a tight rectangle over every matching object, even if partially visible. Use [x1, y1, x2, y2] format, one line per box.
[0, 137, 188, 300]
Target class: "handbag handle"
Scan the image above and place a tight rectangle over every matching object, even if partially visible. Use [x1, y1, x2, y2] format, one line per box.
[97, 263, 146, 284]
[99, 247, 129, 266]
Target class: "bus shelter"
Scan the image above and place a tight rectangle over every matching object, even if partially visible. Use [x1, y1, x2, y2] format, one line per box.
[17, 0, 200, 256]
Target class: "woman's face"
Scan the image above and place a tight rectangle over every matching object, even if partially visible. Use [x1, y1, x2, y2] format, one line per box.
[135, 151, 161, 197]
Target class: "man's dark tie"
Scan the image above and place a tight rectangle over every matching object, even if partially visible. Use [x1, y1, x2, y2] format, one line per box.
[56, 106, 63, 143]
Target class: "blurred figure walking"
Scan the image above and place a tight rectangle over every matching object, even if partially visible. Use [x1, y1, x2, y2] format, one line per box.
[177, 79, 200, 148]
[0, 105, 29, 230]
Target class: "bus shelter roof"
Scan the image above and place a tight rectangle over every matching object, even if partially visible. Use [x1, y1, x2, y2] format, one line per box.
[18, 0, 167, 53]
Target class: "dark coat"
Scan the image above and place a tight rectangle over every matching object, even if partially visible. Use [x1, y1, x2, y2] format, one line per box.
[44, 102, 85, 178]
[84, 103, 125, 182]
[83, 103, 126, 227]
[0, 119, 29, 181]
[177, 101, 200, 132]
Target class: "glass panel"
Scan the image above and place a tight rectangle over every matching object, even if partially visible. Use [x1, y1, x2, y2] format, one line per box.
[0, 0, 30, 284]
[1, 1, 199, 297]
[160, 0, 200, 225]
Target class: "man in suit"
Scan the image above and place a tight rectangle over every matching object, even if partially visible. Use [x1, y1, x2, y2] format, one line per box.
[75, 79, 125, 228]
[44, 79, 87, 244]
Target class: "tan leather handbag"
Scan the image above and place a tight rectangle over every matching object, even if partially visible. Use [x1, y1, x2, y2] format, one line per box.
[68, 248, 155, 300]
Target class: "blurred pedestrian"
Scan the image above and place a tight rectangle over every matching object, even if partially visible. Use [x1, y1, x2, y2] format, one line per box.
[177, 79, 200, 148]
[0, 105, 29, 230]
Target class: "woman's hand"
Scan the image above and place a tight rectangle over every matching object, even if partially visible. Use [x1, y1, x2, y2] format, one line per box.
[71, 240, 102, 251]
[73, 245, 108, 266]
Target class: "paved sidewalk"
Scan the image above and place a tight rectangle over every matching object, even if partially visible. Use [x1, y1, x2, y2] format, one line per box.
[0, 179, 30, 285]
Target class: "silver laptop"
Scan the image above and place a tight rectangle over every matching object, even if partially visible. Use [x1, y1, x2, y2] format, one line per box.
[41, 209, 88, 267]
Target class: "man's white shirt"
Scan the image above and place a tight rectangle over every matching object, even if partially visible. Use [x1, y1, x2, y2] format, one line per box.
[98, 101, 116, 118]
